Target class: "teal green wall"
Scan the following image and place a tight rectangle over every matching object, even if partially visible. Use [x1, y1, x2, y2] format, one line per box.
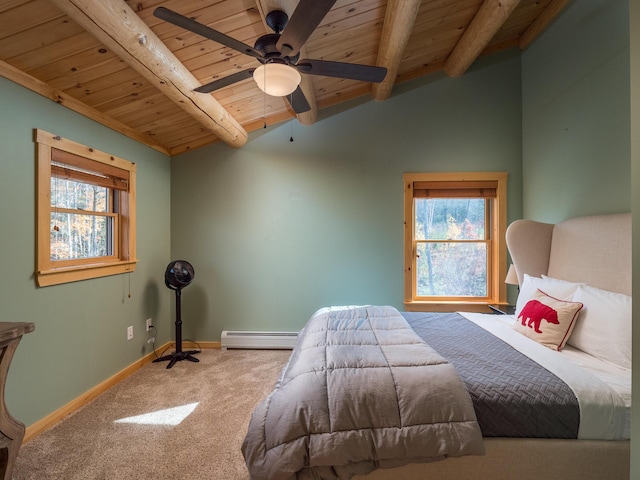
[171, 51, 524, 341]
[521, 0, 635, 474]
[0, 77, 172, 426]
[630, 0, 639, 476]
[521, 0, 630, 222]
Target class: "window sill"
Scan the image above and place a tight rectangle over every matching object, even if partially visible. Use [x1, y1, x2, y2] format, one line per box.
[403, 301, 494, 313]
[36, 259, 138, 287]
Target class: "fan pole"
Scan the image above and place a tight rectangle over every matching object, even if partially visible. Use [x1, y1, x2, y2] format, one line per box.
[175, 288, 183, 354]
[153, 288, 200, 369]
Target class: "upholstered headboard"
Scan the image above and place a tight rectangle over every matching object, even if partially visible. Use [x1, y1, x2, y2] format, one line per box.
[505, 213, 631, 296]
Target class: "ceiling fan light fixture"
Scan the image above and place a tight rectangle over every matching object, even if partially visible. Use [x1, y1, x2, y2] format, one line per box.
[253, 63, 301, 97]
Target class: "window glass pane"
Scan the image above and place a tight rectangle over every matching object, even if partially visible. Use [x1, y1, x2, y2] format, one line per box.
[50, 213, 112, 260]
[51, 177, 108, 213]
[414, 198, 485, 240]
[416, 242, 487, 297]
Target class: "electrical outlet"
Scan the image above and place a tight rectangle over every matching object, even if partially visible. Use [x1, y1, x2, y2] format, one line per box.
[127, 325, 133, 340]
[146, 318, 152, 331]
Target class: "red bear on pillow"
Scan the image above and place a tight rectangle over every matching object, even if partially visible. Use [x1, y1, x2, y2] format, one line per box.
[518, 299, 559, 334]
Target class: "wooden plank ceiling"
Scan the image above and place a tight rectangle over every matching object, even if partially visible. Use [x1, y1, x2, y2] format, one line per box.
[0, 0, 570, 155]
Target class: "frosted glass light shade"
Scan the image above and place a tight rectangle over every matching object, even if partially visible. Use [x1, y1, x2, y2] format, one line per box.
[253, 64, 301, 97]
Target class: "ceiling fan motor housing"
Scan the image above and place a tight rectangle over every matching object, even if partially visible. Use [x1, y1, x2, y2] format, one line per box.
[254, 34, 299, 64]
[265, 10, 289, 34]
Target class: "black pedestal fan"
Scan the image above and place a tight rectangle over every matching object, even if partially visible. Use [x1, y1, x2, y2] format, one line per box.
[153, 260, 200, 369]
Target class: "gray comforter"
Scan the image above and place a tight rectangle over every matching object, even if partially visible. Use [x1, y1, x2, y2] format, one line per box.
[242, 305, 484, 480]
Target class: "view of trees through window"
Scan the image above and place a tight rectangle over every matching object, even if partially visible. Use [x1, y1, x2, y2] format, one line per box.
[414, 198, 488, 297]
[50, 176, 112, 260]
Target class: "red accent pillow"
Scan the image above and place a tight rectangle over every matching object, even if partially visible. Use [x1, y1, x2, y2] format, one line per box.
[514, 289, 583, 351]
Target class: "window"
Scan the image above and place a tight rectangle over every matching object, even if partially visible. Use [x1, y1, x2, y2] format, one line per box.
[35, 129, 137, 286]
[403, 172, 507, 311]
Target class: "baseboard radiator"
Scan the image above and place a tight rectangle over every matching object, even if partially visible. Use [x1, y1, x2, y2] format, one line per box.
[220, 331, 298, 351]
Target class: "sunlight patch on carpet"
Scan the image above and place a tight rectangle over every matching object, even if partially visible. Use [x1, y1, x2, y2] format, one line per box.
[114, 402, 199, 426]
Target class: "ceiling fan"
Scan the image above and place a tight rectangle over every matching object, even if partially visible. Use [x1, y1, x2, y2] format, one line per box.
[153, 0, 387, 114]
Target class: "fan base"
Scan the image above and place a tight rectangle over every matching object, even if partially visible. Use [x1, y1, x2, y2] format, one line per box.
[153, 350, 200, 369]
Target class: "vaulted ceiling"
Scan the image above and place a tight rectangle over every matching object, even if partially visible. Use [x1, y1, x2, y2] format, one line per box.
[0, 0, 570, 155]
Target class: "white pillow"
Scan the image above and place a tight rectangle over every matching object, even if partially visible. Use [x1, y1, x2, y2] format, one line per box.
[569, 285, 631, 369]
[515, 274, 584, 316]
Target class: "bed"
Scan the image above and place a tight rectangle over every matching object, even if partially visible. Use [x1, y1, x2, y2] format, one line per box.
[242, 213, 631, 480]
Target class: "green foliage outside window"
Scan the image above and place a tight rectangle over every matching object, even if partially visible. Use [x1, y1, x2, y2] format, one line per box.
[414, 198, 488, 297]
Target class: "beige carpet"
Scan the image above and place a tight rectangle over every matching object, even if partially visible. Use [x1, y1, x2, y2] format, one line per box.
[13, 348, 292, 480]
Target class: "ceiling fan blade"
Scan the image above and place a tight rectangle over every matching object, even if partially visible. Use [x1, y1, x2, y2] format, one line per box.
[296, 59, 387, 83]
[194, 69, 256, 93]
[287, 87, 311, 114]
[154, 7, 263, 59]
[276, 0, 337, 57]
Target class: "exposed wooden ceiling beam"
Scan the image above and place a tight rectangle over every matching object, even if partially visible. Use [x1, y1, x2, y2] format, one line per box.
[255, 0, 318, 126]
[519, 0, 572, 50]
[372, 0, 421, 101]
[444, 0, 521, 78]
[48, 0, 248, 148]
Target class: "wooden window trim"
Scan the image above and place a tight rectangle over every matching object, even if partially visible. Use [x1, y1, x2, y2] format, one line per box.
[35, 129, 138, 287]
[403, 172, 508, 312]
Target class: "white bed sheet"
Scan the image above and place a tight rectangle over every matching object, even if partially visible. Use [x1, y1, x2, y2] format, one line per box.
[459, 312, 630, 440]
